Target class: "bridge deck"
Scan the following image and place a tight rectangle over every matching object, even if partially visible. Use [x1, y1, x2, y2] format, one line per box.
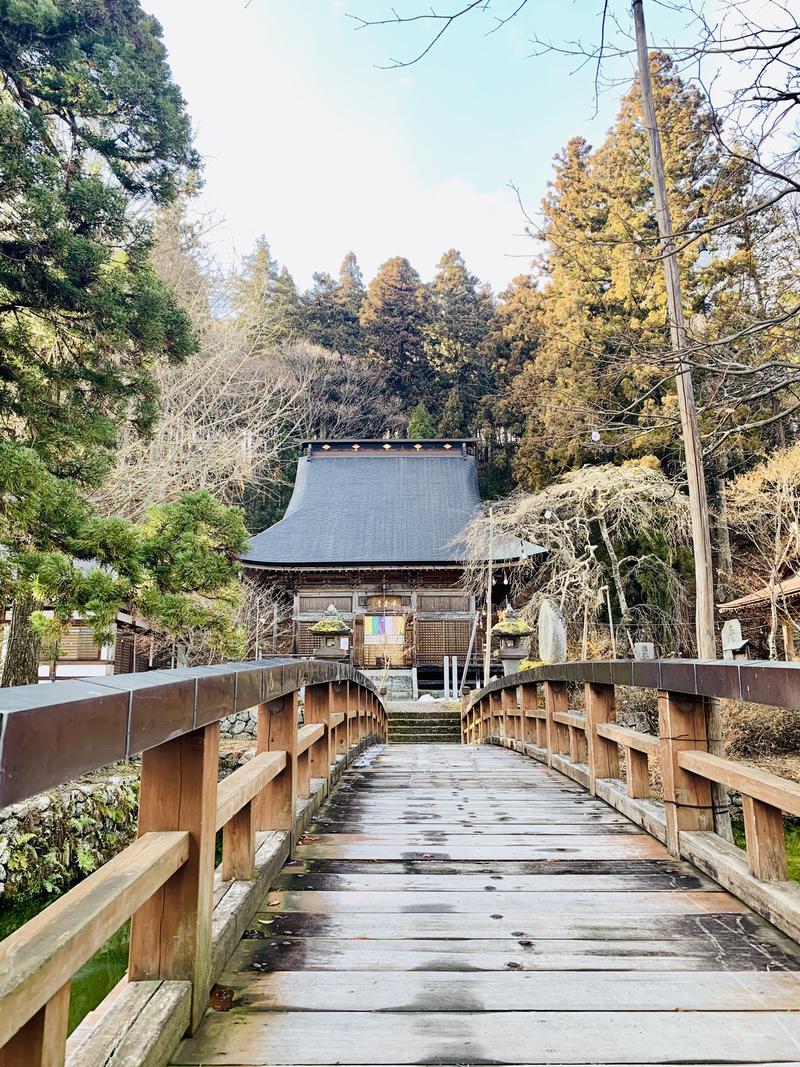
[172, 743, 800, 1066]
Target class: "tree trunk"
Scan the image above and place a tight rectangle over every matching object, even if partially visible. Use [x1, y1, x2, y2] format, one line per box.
[1, 589, 42, 687]
[597, 515, 633, 652]
[714, 470, 734, 602]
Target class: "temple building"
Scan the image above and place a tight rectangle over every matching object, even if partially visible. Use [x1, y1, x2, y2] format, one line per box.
[241, 438, 542, 695]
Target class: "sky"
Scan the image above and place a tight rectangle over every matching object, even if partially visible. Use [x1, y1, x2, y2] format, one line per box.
[143, 1, 662, 292]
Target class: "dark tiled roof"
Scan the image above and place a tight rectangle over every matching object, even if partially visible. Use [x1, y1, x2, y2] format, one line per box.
[242, 450, 542, 567]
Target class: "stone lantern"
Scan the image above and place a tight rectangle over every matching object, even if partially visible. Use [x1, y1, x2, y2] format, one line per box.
[311, 605, 351, 661]
[492, 608, 534, 676]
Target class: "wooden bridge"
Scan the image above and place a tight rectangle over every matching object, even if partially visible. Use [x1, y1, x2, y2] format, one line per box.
[4, 658, 800, 1065]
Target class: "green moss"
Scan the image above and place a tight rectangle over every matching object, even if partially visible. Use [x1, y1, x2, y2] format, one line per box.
[518, 659, 543, 672]
[493, 617, 533, 636]
[310, 618, 350, 634]
[310, 604, 351, 636]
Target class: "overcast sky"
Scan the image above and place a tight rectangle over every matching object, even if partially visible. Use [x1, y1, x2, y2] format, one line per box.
[144, 1, 662, 291]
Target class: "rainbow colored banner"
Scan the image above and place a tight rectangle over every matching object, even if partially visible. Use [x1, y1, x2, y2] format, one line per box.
[364, 615, 405, 645]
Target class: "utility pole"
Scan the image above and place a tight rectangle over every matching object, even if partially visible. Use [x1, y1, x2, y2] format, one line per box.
[633, 0, 731, 839]
[484, 507, 494, 685]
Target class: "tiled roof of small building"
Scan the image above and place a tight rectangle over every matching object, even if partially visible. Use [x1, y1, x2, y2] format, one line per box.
[242, 441, 544, 567]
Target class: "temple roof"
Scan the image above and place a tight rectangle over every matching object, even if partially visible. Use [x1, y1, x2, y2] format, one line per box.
[242, 440, 544, 568]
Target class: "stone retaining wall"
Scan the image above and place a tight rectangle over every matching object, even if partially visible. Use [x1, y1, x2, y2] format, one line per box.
[0, 774, 139, 904]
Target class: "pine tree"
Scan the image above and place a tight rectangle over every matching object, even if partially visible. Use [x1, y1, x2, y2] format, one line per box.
[360, 257, 430, 405]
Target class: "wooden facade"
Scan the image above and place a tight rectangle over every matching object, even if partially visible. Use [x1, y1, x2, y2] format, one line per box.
[241, 439, 543, 689]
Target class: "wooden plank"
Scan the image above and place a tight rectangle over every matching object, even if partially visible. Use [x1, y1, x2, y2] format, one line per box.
[219, 969, 800, 1012]
[269, 871, 717, 892]
[297, 723, 325, 755]
[226, 936, 800, 973]
[0, 831, 188, 1049]
[679, 750, 800, 818]
[597, 721, 660, 758]
[216, 752, 286, 831]
[295, 837, 670, 861]
[246, 912, 755, 939]
[257, 889, 743, 915]
[171, 1009, 800, 1064]
[552, 711, 587, 731]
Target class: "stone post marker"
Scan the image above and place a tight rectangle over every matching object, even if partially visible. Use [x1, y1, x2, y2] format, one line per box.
[721, 618, 743, 661]
[538, 599, 567, 663]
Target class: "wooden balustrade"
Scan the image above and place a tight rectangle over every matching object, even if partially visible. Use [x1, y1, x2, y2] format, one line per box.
[463, 659, 800, 947]
[0, 658, 386, 1067]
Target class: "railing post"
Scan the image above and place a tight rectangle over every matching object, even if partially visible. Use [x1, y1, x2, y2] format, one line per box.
[742, 795, 789, 881]
[502, 687, 517, 742]
[128, 722, 220, 1033]
[521, 683, 537, 747]
[305, 682, 333, 785]
[256, 692, 298, 832]
[330, 681, 348, 758]
[542, 680, 568, 766]
[658, 689, 714, 856]
[0, 980, 70, 1067]
[490, 690, 503, 739]
[626, 746, 650, 798]
[585, 682, 619, 793]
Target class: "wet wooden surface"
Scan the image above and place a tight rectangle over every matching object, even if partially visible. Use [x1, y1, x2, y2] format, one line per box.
[171, 743, 800, 1065]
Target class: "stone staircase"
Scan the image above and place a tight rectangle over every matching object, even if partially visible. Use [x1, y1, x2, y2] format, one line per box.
[387, 699, 462, 743]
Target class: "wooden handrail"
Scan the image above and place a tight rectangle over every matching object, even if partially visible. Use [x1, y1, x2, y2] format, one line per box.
[596, 721, 660, 757]
[461, 658, 800, 948]
[0, 658, 387, 1066]
[0, 658, 383, 809]
[677, 750, 800, 815]
[0, 831, 189, 1050]
[552, 710, 587, 731]
[297, 722, 325, 754]
[215, 751, 286, 831]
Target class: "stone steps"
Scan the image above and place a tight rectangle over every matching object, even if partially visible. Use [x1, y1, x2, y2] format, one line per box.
[386, 701, 462, 744]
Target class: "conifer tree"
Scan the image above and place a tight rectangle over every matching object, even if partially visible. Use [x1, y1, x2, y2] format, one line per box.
[234, 238, 303, 346]
[360, 256, 430, 405]
[424, 249, 494, 432]
[0, 0, 199, 682]
[504, 55, 753, 489]
[408, 401, 437, 438]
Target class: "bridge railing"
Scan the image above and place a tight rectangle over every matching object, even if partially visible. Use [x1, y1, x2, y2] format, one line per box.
[464, 660, 800, 942]
[0, 659, 386, 1067]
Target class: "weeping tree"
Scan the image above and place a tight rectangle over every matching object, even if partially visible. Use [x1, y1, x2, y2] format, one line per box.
[461, 459, 694, 656]
[726, 444, 800, 659]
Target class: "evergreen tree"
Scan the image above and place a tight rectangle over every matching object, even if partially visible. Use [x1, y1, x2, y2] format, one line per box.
[424, 250, 494, 433]
[502, 55, 753, 489]
[233, 237, 303, 346]
[360, 256, 430, 405]
[0, 0, 199, 682]
[408, 401, 437, 438]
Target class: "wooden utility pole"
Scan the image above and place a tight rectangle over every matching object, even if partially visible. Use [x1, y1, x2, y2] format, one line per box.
[484, 507, 494, 686]
[633, 0, 731, 839]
